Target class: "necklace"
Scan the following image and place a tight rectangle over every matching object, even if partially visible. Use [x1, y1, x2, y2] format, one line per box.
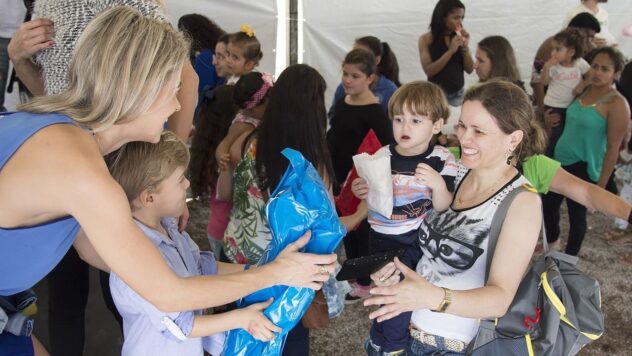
[455, 168, 514, 206]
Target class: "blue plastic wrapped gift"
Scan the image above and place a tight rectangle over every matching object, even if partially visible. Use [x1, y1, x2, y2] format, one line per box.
[223, 148, 346, 355]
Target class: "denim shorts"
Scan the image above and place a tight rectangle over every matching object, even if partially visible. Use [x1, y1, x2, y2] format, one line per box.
[445, 87, 464, 107]
[365, 336, 467, 356]
[407, 336, 466, 356]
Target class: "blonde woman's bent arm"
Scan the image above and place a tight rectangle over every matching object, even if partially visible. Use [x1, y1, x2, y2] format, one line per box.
[5, 125, 335, 313]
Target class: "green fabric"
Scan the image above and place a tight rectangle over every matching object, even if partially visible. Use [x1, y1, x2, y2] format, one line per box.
[448, 146, 461, 159]
[554, 99, 607, 182]
[522, 155, 561, 194]
[223, 141, 271, 264]
[446, 147, 560, 194]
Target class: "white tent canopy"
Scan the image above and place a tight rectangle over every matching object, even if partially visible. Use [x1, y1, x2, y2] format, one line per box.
[5, 0, 631, 111]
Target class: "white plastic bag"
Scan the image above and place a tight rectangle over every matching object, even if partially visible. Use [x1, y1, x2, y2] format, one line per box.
[352, 148, 393, 217]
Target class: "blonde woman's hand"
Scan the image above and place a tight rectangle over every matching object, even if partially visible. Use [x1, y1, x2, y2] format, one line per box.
[272, 231, 337, 290]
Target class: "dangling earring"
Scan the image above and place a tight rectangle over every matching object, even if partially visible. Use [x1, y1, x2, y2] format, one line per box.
[505, 149, 514, 165]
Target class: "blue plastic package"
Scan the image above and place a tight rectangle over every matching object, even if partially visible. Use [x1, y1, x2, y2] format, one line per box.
[223, 148, 346, 355]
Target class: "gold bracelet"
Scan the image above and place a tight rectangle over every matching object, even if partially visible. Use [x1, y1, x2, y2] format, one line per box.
[433, 287, 452, 313]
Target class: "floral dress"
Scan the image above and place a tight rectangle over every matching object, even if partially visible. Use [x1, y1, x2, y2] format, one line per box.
[222, 140, 271, 264]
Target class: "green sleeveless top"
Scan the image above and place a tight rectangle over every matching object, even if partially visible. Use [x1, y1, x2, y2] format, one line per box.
[553, 91, 618, 182]
[222, 140, 271, 264]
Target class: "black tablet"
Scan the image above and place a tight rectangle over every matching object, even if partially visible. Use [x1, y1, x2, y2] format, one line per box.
[336, 248, 406, 281]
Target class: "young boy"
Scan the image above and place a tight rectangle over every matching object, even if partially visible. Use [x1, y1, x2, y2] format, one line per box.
[351, 81, 457, 355]
[105, 131, 279, 356]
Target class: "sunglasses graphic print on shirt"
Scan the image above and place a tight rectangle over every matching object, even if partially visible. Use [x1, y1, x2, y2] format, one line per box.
[416, 211, 488, 284]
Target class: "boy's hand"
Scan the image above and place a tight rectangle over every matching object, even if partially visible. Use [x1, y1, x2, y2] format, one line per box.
[240, 298, 281, 341]
[414, 163, 444, 190]
[351, 177, 369, 199]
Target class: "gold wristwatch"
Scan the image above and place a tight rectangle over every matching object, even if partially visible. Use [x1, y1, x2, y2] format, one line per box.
[434, 287, 452, 313]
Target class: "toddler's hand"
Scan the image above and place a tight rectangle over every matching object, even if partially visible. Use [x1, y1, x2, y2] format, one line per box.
[544, 56, 559, 68]
[415, 163, 444, 190]
[351, 177, 369, 199]
[241, 298, 281, 342]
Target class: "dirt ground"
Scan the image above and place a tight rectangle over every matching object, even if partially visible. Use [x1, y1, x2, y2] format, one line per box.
[186, 198, 632, 356]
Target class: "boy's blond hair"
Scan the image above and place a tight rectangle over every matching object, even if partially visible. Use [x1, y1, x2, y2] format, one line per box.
[388, 81, 450, 123]
[106, 131, 190, 203]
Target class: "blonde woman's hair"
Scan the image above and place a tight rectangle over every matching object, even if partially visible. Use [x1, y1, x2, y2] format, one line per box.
[388, 80, 450, 123]
[20, 6, 189, 132]
[105, 131, 190, 203]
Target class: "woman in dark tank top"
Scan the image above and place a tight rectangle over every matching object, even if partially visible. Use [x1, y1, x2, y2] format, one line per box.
[418, 0, 473, 106]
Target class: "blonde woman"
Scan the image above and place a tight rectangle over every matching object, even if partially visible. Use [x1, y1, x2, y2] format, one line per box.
[0, 7, 335, 355]
[8, 1, 198, 354]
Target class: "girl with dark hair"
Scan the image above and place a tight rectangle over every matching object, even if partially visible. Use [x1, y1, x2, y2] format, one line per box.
[328, 49, 394, 303]
[356, 36, 401, 87]
[328, 36, 399, 119]
[225, 25, 263, 84]
[190, 72, 271, 259]
[418, 0, 473, 106]
[541, 28, 591, 157]
[217, 64, 364, 355]
[177, 14, 227, 96]
[474, 36, 522, 87]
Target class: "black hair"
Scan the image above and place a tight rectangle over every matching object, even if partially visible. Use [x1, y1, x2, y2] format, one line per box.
[233, 72, 265, 109]
[255, 64, 335, 191]
[228, 31, 263, 65]
[355, 36, 401, 87]
[429, 0, 465, 47]
[188, 86, 238, 198]
[568, 12, 601, 33]
[553, 28, 586, 60]
[177, 14, 225, 63]
[343, 49, 377, 77]
[588, 46, 626, 72]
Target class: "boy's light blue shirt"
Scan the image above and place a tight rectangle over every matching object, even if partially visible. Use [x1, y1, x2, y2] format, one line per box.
[109, 217, 225, 356]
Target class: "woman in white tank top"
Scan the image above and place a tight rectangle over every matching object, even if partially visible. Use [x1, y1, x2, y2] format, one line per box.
[364, 80, 546, 355]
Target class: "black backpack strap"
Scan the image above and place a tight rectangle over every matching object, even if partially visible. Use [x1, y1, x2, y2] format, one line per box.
[484, 185, 527, 283]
